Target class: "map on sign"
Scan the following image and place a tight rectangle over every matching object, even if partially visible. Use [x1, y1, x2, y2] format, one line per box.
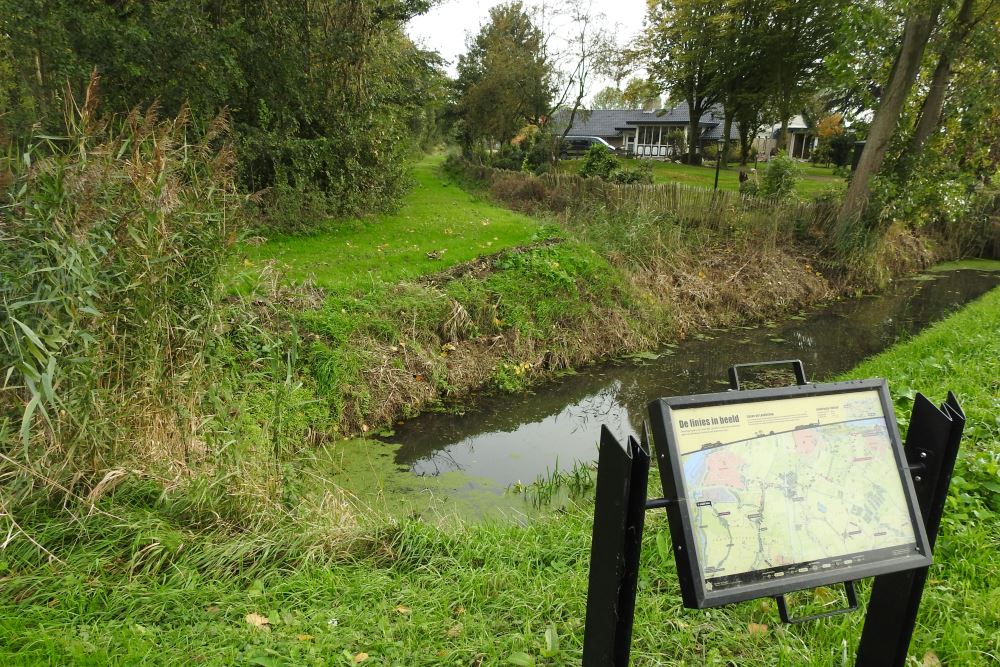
[667, 387, 923, 597]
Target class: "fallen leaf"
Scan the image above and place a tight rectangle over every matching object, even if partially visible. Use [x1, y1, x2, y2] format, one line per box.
[296, 634, 315, 642]
[446, 622, 463, 638]
[354, 653, 369, 663]
[748, 622, 768, 635]
[395, 605, 411, 615]
[245, 613, 271, 631]
[922, 651, 942, 667]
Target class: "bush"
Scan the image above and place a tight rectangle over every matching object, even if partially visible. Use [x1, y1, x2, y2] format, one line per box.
[579, 144, 620, 179]
[489, 172, 549, 210]
[828, 133, 857, 168]
[760, 152, 801, 199]
[490, 143, 527, 171]
[519, 128, 558, 174]
[610, 163, 654, 184]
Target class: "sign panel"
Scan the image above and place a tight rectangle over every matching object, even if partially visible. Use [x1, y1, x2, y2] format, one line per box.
[648, 379, 932, 608]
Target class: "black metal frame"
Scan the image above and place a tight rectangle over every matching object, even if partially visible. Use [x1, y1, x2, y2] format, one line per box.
[776, 580, 858, 624]
[582, 360, 964, 667]
[854, 391, 965, 666]
[581, 426, 650, 666]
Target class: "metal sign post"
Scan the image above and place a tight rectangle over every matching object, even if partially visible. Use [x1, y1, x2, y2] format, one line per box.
[581, 360, 964, 666]
[854, 391, 965, 666]
[582, 426, 650, 666]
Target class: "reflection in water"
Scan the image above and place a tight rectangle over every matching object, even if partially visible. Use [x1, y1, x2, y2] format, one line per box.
[391, 270, 999, 490]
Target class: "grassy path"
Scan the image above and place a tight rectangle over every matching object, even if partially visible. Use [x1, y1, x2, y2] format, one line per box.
[242, 155, 543, 291]
[3, 287, 997, 665]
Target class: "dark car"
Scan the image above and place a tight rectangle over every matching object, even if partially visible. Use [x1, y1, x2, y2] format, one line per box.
[559, 135, 617, 158]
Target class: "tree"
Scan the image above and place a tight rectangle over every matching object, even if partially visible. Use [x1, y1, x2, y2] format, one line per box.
[455, 2, 553, 149]
[766, 0, 846, 151]
[642, 0, 729, 164]
[905, 0, 995, 162]
[835, 2, 943, 238]
[622, 77, 663, 110]
[548, 0, 614, 148]
[715, 0, 776, 164]
[591, 86, 630, 109]
[0, 0, 441, 226]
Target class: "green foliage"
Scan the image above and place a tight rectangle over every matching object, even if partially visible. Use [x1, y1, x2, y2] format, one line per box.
[0, 95, 240, 493]
[823, 133, 858, 168]
[455, 1, 553, 149]
[760, 152, 801, 199]
[590, 86, 630, 110]
[578, 143, 619, 179]
[0, 0, 445, 229]
[609, 162, 654, 184]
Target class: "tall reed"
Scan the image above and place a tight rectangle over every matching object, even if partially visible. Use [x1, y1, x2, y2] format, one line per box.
[0, 78, 241, 499]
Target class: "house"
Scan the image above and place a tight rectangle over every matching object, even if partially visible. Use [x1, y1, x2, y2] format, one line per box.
[552, 104, 739, 159]
[756, 115, 817, 161]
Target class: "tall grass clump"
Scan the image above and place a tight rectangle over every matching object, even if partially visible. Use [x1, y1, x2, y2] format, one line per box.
[0, 79, 241, 502]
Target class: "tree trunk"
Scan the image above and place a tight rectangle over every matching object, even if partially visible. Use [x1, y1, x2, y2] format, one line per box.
[777, 115, 789, 153]
[908, 0, 977, 159]
[739, 124, 752, 165]
[722, 111, 734, 164]
[687, 100, 701, 164]
[834, 5, 942, 239]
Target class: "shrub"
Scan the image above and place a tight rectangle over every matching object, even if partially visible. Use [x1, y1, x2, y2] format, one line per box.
[489, 172, 549, 210]
[827, 133, 857, 168]
[489, 143, 527, 171]
[610, 163, 654, 184]
[579, 143, 619, 179]
[760, 152, 801, 199]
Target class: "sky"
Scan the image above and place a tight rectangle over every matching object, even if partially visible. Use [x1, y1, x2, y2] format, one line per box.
[406, 0, 649, 96]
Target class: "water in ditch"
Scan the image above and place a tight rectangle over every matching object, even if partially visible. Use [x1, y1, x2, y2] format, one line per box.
[387, 265, 999, 494]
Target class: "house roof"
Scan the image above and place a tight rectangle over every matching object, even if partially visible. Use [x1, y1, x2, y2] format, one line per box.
[767, 114, 811, 138]
[553, 104, 738, 140]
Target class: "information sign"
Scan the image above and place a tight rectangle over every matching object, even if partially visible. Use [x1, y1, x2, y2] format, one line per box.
[648, 379, 932, 608]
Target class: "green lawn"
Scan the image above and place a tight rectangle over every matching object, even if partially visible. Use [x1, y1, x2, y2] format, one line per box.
[558, 157, 844, 198]
[239, 155, 544, 291]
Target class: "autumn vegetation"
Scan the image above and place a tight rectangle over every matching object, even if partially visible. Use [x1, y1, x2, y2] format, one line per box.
[1, 0, 999, 664]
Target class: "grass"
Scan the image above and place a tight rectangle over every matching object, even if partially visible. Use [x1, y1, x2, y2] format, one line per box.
[240, 154, 544, 291]
[3, 287, 998, 665]
[557, 157, 844, 198]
